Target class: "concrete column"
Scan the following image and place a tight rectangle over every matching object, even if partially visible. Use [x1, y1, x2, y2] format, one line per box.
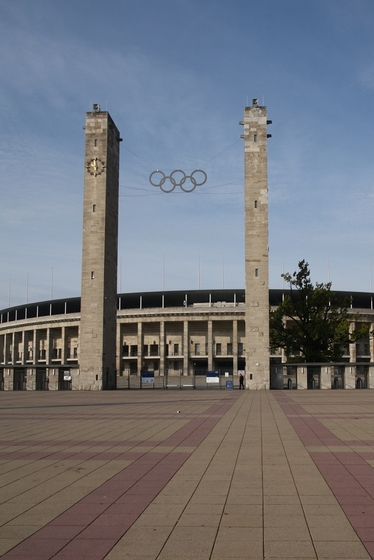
[345, 365, 356, 389]
[22, 331, 27, 366]
[0, 335, 4, 365]
[116, 322, 122, 379]
[32, 329, 37, 365]
[368, 365, 374, 389]
[46, 328, 51, 365]
[208, 320, 213, 371]
[320, 365, 331, 389]
[4, 369, 13, 391]
[26, 368, 35, 391]
[48, 369, 58, 390]
[233, 320, 238, 376]
[297, 366, 307, 390]
[349, 321, 357, 386]
[349, 321, 357, 362]
[160, 321, 165, 376]
[11, 333, 16, 365]
[4, 334, 10, 363]
[183, 320, 189, 376]
[370, 323, 374, 362]
[137, 322, 143, 375]
[61, 327, 66, 365]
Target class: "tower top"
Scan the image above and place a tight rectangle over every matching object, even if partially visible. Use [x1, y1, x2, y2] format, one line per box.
[245, 99, 266, 109]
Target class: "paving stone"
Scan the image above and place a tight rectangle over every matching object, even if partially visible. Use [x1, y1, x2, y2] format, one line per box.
[1, 390, 374, 559]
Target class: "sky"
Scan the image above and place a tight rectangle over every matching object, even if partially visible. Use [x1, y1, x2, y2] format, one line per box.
[1, 0, 374, 309]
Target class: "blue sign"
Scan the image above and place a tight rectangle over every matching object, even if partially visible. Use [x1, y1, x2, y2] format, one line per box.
[141, 371, 154, 384]
[206, 370, 219, 384]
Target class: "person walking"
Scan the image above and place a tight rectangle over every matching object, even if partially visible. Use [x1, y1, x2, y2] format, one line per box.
[239, 373, 245, 390]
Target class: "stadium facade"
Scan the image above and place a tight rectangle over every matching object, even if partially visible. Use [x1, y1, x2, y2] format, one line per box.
[1, 289, 374, 390]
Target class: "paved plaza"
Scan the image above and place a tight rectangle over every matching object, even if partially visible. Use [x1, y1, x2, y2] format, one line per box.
[0, 390, 374, 559]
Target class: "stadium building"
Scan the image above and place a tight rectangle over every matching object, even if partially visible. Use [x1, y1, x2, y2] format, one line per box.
[1, 289, 374, 391]
[2, 103, 373, 390]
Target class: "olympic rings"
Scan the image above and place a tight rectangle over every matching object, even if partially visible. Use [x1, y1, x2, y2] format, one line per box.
[149, 169, 207, 193]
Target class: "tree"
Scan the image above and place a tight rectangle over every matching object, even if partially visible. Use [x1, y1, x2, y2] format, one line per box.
[270, 260, 368, 362]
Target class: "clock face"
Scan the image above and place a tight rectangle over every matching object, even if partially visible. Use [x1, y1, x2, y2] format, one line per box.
[86, 157, 106, 177]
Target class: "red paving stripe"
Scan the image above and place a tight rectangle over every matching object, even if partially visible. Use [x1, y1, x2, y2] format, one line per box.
[0, 450, 147, 462]
[274, 392, 374, 559]
[0, 414, 189, 421]
[0, 439, 161, 447]
[1, 393, 240, 560]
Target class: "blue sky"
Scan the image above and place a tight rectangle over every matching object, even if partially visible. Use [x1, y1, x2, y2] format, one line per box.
[1, 0, 374, 308]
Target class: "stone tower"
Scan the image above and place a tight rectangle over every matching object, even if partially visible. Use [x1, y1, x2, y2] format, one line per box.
[240, 100, 271, 389]
[79, 107, 121, 390]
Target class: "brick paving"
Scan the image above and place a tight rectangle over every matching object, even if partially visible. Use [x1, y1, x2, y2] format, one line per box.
[0, 390, 374, 558]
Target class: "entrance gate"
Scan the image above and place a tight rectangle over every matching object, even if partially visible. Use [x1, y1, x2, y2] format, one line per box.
[13, 369, 26, 390]
[36, 369, 48, 391]
[307, 366, 321, 389]
[58, 368, 72, 390]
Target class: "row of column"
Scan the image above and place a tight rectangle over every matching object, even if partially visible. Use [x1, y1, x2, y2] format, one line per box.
[117, 319, 241, 376]
[1, 368, 68, 391]
[1, 325, 78, 367]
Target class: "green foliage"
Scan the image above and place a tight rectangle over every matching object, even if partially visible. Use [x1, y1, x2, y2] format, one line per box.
[270, 260, 368, 362]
